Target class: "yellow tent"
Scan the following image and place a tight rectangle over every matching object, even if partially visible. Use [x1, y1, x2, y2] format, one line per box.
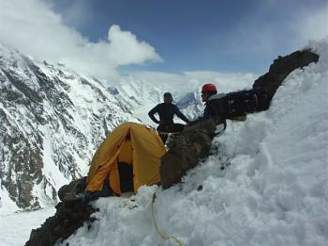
[86, 122, 166, 195]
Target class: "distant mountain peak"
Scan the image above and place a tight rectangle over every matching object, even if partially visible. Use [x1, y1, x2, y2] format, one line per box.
[0, 44, 138, 211]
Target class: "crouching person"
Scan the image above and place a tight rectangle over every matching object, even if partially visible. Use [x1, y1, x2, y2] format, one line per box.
[188, 83, 227, 134]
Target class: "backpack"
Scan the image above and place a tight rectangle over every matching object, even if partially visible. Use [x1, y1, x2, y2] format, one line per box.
[224, 90, 258, 118]
[207, 89, 268, 120]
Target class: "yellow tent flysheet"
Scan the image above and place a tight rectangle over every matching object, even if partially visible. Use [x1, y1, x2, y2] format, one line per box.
[86, 122, 166, 195]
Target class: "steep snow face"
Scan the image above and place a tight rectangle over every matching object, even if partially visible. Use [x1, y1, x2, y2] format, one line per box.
[114, 78, 165, 125]
[0, 43, 137, 212]
[64, 40, 328, 246]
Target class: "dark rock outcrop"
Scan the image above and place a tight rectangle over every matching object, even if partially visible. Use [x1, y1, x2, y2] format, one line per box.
[253, 49, 319, 110]
[25, 202, 96, 246]
[160, 119, 217, 188]
[25, 178, 95, 246]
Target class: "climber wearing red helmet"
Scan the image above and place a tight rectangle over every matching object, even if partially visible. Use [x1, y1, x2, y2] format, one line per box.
[201, 83, 217, 102]
[198, 83, 227, 128]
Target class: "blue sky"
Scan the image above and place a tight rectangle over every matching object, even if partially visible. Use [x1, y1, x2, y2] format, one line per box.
[52, 0, 328, 73]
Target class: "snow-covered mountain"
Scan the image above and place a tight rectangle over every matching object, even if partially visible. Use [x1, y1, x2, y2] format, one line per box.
[0, 43, 138, 212]
[61, 40, 328, 246]
[114, 78, 165, 124]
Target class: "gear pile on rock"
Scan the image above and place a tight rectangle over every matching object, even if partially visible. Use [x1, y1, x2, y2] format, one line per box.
[25, 49, 319, 246]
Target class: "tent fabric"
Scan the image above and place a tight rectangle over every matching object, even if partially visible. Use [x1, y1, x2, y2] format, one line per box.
[86, 122, 166, 195]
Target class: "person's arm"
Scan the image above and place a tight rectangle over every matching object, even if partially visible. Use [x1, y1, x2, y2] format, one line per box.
[148, 105, 160, 124]
[174, 105, 190, 123]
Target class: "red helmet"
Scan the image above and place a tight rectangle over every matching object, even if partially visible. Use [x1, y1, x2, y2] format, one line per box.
[201, 83, 217, 94]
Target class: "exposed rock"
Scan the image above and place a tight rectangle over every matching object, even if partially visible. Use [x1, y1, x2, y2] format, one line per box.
[25, 177, 95, 246]
[57, 177, 87, 203]
[160, 119, 217, 188]
[253, 49, 319, 110]
[25, 202, 96, 246]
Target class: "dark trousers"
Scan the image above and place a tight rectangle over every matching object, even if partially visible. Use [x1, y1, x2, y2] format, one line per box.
[157, 123, 185, 144]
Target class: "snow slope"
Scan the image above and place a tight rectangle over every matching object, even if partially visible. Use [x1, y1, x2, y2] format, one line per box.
[0, 207, 55, 246]
[62, 40, 328, 246]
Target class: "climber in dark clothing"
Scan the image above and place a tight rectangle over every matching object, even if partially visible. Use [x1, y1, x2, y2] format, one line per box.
[148, 92, 189, 143]
[188, 83, 227, 132]
[201, 83, 227, 126]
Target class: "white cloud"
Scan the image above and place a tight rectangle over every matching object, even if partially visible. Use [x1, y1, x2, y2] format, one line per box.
[214, 1, 328, 61]
[0, 0, 161, 79]
[294, 5, 328, 45]
[182, 70, 256, 91]
[56, 0, 93, 30]
[106, 25, 162, 65]
[117, 70, 257, 97]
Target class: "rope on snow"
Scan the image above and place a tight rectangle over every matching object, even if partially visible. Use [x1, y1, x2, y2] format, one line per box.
[151, 192, 184, 246]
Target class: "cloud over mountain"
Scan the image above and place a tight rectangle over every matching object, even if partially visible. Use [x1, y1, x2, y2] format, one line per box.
[0, 0, 161, 79]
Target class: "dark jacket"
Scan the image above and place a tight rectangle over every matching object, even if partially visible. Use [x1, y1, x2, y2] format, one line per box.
[203, 93, 226, 120]
[192, 93, 227, 127]
[148, 103, 189, 125]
